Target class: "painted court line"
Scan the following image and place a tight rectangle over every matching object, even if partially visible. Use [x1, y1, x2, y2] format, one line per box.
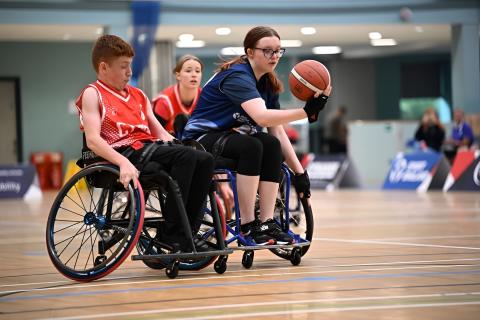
[366, 235, 480, 241]
[2, 257, 480, 291]
[316, 237, 480, 250]
[37, 292, 480, 320]
[181, 302, 480, 320]
[315, 216, 480, 229]
[2, 264, 480, 298]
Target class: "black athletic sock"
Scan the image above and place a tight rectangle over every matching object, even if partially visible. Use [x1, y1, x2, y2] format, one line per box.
[240, 220, 256, 235]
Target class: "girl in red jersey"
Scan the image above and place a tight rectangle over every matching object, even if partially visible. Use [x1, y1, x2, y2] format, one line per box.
[152, 55, 203, 136]
[153, 55, 234, 219]
[75, 35, 214, 251]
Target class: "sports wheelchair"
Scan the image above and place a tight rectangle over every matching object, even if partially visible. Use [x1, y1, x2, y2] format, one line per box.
[185, 140, 314, 269]
[45, 145, 232, 282]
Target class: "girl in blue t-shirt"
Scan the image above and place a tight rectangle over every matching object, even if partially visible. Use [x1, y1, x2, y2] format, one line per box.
[183, 26, 332, 245]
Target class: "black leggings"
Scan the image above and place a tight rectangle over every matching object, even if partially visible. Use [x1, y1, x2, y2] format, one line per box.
[199, 132, 282, 183]
[129, 143, 214, 233]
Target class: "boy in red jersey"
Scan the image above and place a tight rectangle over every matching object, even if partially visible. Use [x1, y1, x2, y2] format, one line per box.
[75, 35, 214, 251]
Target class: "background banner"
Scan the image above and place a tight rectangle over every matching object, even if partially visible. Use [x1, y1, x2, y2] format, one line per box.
[383, 151, 449, 191]
[0, 165, 42, 199]
[306, 154, 361, 190]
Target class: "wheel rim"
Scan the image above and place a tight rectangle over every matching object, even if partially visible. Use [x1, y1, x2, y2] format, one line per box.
[46, 165, 144, 281]
[269, 169, 314, 259]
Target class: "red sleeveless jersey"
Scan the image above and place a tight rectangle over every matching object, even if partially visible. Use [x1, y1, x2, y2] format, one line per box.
[152, 84, 201, 132]
[75, 80, 156, 149]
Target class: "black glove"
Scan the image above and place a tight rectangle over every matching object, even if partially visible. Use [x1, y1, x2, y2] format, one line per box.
[303, 94, 329, 123]
[173, 113, 189, 137]
[293, 171, 311, 198]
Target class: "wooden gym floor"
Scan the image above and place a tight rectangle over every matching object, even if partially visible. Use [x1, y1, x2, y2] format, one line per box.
[0, 190, 479, 319]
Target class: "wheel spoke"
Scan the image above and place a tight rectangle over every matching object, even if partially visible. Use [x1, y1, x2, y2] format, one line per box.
[64, 225, 96, 267]
[56, 223, 87, 257]
[53, 220, 84, 234]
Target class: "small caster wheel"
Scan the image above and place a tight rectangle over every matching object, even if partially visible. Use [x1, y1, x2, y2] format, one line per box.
[290, 247, 301, 266]
[165, 260, 179, 279]
[214, 255, 228, 274]
[94, 255, 107, 266]
[242, 250, 254, 269]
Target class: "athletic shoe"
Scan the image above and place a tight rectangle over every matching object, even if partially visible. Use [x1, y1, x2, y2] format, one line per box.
[260, 219, 295, 245]
[246, 221, 276, 245]
[192, 234, 213, 252]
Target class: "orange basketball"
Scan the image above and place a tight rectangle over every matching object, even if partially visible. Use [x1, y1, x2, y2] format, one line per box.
[288, 60, 330, 101]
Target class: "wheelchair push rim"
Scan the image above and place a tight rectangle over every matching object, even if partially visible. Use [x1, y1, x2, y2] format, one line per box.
[269, 167, 314, 260]
[45, 164, 144, 282]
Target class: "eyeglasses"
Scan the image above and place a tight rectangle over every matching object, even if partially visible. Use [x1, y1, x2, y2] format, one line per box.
[254, 47, 286, 59]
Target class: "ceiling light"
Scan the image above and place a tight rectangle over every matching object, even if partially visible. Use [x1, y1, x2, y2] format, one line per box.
[368, 32, 382, 40]
[415, 26, 424, 33]
[176, 40, 205, 48]
[312, 46, 342, 54]
[370, 38, 397, 46]
[280, 40, 302, 47]
[215, 27, 231, 36]
[300, 27, 316, 35]
[178, 33, 194, 42]
[221, 47, 244, 55]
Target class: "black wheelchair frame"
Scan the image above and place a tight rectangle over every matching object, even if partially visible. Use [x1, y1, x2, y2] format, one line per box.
[46, 162, 231, 282]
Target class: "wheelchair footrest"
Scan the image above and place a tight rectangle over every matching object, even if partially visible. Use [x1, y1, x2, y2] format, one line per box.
[232, 241, 311, 251]
[131, 249, 233, 261]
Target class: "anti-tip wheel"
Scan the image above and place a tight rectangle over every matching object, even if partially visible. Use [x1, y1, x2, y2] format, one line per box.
[290, 247, 302, 266]
[214, 255, 227, 274]
[241, 250, 254, 269]
[165, 260, 179, 279]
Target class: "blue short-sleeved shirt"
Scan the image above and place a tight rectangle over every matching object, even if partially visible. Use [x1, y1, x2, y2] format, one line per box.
[452, 122, 474, 145]
[182, 60, 280, 140]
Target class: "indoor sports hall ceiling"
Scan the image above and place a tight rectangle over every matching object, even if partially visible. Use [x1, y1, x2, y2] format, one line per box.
[0, 0, 476, 58]
[0, 23, 452, 58]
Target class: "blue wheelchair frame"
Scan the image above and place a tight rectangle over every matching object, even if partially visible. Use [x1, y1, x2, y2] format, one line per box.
[210, 163, 313, 268]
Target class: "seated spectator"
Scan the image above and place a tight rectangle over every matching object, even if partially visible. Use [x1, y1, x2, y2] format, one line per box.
[450, 108, 475, 148]
[443, 107, 476, 163]
[414, 107, 445, 152]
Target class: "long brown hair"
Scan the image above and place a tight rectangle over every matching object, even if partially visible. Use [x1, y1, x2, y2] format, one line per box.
[216, 26, 284, 94]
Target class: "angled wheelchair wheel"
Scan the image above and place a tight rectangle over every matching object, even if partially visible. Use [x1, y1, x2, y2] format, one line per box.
[179, 192, 227, 271]
[46, 164, 144, 282]
[270, 168, 314, 260]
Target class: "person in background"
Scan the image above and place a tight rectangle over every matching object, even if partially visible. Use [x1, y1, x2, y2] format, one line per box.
[152, 54, 234, 220]
[443, 107, 476, 163]
[327, 105, 348, 154]
[152, 55, 203, 137]
[450, 108, 475, 148]
[183, 26, 332, 245]
[414, 107, 445, 152]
